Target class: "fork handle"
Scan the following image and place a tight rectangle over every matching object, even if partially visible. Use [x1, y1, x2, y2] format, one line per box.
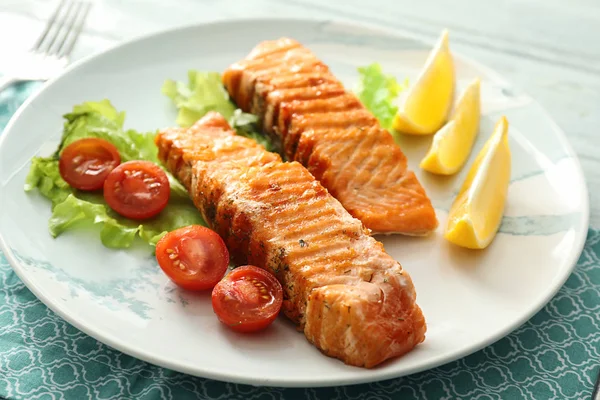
[0, 76, 20, 93]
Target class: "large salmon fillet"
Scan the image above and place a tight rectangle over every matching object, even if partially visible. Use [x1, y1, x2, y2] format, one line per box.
[156, 112, 426, 368]
[222, 37, 438, 235]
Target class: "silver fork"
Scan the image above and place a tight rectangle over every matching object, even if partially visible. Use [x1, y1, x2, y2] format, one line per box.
[0, 0, 92, 92]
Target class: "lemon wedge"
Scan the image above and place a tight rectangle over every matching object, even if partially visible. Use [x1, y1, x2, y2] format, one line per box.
[420, 78, 481, 175]
[444, 116, 511, 249]
[393, 29, 455, 135]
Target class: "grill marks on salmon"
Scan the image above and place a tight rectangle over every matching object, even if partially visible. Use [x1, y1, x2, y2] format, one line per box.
[156, 112, 426, 368]
[222, 37, 438, 235]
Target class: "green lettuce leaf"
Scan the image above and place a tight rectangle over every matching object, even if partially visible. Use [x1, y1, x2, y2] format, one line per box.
[162, 71, 236, 127]
[25, 157, 70, 207]
[355, 63, 407, 130]
[162, 70, 275, 151]
[49, 194, 205, 248]
[25, 100, 204, 249]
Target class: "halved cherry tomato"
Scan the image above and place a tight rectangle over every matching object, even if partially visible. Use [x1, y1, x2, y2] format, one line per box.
[103, 160, 170, 220]
[58, 138, 121, 191]
[212, 266, 283, 333]
[156, 225, 229, 291]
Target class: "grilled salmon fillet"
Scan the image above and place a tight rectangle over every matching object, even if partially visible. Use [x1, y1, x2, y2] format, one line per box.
[222, 38, 438, 235]
[156, 112, 426, 368]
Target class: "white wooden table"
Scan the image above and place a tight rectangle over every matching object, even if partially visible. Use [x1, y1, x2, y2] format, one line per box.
[1, 0, 599, 227]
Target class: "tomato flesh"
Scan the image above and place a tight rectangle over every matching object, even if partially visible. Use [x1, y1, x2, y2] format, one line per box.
[156, 225, 229, 291]
[58, 138, 121, 191]
[103, 160, 170, 220]
[212, 266, 283, 333]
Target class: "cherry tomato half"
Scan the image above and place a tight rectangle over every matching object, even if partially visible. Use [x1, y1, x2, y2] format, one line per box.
[212, 266, 283, 333]
[58, 138, 121, 191]
[156, 225, 229, 291]
[103, 160, 170, 220]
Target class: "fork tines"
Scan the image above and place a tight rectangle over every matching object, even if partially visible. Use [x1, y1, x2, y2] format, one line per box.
[33, 0, 92, 59]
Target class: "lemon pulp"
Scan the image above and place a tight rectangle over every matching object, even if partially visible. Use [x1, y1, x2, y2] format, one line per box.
[420, 78, 481, 175]
[393, 29, 455, 135]
[444, 116, 511, 249]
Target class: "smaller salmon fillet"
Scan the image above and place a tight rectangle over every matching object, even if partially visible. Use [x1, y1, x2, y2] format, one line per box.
[156, 112, 427, 368]
[283, 109, 377, 158]
[277, 93, 363, 137]
[223, 38, 438, 235]
[228, 47, 330, 113]
[296, 126, 437, 233]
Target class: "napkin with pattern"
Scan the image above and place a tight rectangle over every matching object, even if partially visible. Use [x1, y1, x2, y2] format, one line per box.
[0, 83, 598, 400]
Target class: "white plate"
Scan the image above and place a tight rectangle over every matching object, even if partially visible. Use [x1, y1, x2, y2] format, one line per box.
[0, 18, 589, 387]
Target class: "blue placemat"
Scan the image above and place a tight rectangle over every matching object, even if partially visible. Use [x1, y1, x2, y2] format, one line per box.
[1, 84, 599, 400]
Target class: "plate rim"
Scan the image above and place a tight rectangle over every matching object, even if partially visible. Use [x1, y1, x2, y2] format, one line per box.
[0, 16, 591, 387]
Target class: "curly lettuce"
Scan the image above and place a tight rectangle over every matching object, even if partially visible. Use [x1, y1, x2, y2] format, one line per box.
[25, 100, 204, 249]
[355, 63, 407, 130]
[162, 70, 274, 151]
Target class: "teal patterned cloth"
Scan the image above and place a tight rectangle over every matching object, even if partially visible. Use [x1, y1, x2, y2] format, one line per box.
[1, 84, 599, 400]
